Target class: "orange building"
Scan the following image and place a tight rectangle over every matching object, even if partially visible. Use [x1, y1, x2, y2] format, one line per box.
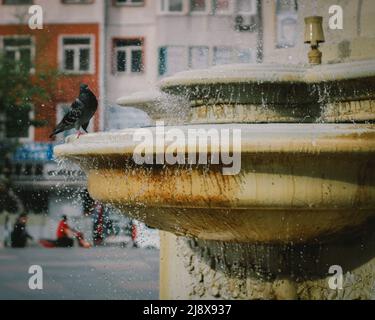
[0, 0, 105, 216]
[0, 23, 101, 142]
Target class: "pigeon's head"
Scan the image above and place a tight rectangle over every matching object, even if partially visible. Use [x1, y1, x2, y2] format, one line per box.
[80, 83, 89, 92]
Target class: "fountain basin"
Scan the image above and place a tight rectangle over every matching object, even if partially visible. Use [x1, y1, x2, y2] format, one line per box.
[55, 123, 375, 243]
[116, 90, 189, 124]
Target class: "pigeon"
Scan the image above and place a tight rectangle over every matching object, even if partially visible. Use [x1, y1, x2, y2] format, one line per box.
[49, 83, 98, 138]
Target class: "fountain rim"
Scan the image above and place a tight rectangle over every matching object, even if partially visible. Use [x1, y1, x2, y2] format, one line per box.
[114, 60, 375, 112]
[54, 123, 375, 159]
[116, 90, 165, 108]
[158, 59, 375, 89]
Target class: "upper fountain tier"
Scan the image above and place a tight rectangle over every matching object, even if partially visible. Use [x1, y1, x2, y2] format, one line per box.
[117, 60, 375, 124]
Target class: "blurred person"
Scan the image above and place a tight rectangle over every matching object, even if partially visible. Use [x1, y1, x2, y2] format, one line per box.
[3, 213, 11, 247]
[91, 203, 114, 246]
[56, 215, 74, 247]
[11, 213, 33, 248]
[92, 202, 104, 246]
[39, 215, 90, 248]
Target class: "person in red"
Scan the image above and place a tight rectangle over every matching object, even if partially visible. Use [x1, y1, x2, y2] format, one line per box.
[56, 215, 74, 247]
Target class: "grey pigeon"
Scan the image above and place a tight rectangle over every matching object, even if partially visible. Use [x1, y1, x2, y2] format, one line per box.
[50, 83, 98, 138]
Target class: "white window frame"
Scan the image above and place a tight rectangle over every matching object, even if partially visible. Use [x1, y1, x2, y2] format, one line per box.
[113, 40, 144, 75]
[159, 45, 188, 76]
[275, 0, 298, 49]
[2, 0, 33, 4]
[16, 109, 34, 143]
[4, 107, 34, 142]
[114, 0, 144, 6]
[62, 0, 94, 4]
[236, 0, 257, 16]
[59, 34, 95, 74]
[190, 0, 210, 15]
[213, 46, 254, 65]
[276, 13, 298, 48]
[159, 0, 188, 15]
[213, 46, 234, 65]
[188, 46, 210, 69]
[0, 35, 35, 73]
[211, 0, 234, 15]
[236, 47, 253, 63]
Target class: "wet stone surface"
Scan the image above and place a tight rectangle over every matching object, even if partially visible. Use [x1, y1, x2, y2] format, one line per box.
[176, 236, 375, 300]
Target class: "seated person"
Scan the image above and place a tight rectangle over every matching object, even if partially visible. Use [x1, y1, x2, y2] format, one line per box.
[56, 215, 75, 247]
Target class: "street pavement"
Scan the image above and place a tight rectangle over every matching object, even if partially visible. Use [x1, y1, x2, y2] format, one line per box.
[0, 247, 159, 300]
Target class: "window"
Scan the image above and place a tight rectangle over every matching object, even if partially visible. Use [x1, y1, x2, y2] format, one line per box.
[3, 0, 32, 4]
[213, 46, 252, 65]
[60, 36, 94, 73]
[158, 47, 167, 76]
[3, 36, 34, 72]
[213, 47, 233, 65]
[158, 46, 187, 76]
[236, 0, 256, 15]
[276, 0, 298, 48]
[190, 0, 208, 13]
[5, 106, 34, 141]
[235, 0, 257, 32]
[61, 0, 94, 3]
[189, 46, 209, 69]
[114, 0, 144, 5]
[160, 0, 184, 13]
[236, 48, 252, 63]
[113, 39, 144, 74]
[212, 0, 233, 15]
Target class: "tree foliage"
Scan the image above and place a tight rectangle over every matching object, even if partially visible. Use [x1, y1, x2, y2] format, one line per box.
[0, 52, 59, 212]
[0, 53, 56, 134]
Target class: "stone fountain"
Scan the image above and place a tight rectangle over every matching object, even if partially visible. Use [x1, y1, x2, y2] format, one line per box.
[55, 49, 375, 300]
[55, 59, 375, 300]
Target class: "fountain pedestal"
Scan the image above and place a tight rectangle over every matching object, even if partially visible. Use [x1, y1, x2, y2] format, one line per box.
[160, 232, 375, 300]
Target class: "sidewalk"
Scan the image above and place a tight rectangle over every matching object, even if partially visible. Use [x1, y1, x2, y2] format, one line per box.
[0, 246, 159, 299]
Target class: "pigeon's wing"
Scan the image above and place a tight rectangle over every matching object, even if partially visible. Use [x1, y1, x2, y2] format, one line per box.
[49, 99, 84, 138]
[77, 89, 98, 129]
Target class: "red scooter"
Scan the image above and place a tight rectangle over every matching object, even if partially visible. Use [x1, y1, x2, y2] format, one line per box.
[39, 231, 91, 248]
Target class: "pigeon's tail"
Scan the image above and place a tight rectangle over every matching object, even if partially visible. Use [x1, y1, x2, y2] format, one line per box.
[49, 128, 63, 138]
[49, 132, 56, 139]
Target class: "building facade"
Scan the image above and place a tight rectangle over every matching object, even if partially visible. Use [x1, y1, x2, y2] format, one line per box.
[102, 0, 375, 129]
[0, 0, 104, 218]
